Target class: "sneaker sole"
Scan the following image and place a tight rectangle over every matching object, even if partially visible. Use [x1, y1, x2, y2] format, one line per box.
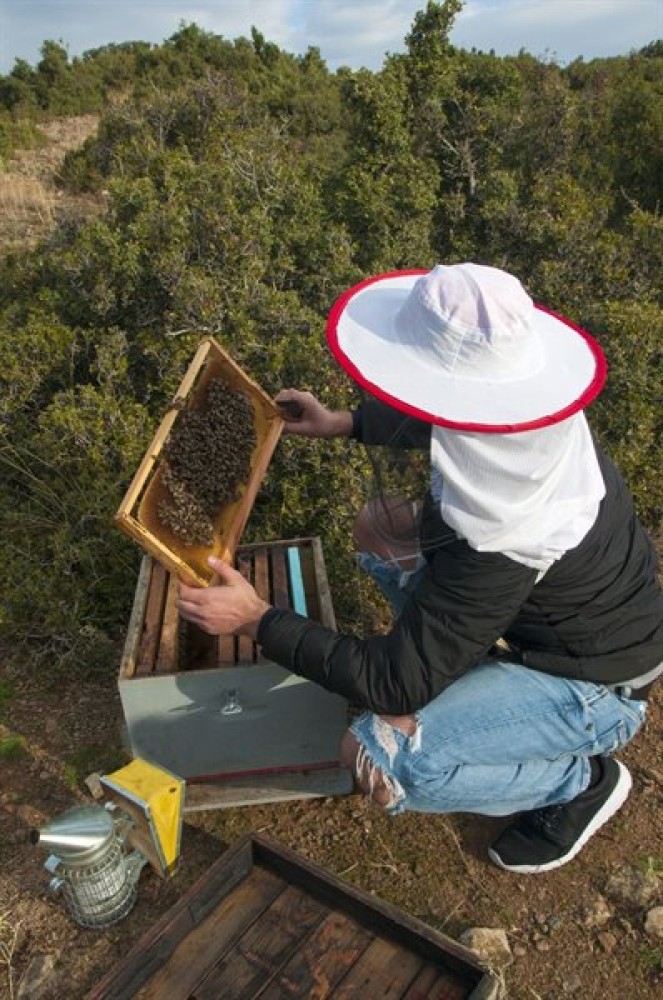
[487, 761, 632, 874]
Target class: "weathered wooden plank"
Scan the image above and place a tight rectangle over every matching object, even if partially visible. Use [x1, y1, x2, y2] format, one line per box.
[184, 769, 353, 812]
[298, 542, 318, 618]
[136, 561, 168, 675]
[252, 546, 271, 664]
[311, 536, 336, 629]
[119, 555, 152, 680]
[236, 553, 255, 663]
[217, 632, 236, 667]
[332, 936, 424, 998]
[250, 837, 486, 988]
[253, 547, 270, 603]
[154, 572, 180, 673]
[257, 910, 372, 999]
[270, 545, 290, 610]
[402, 965, 444, 999]
[254, 544, 289, 664]
[184, 621, 217, 671]
[424, 973, 471, 1000]
[87, 839, 255, 1000]
[192, 884, 329, 999]
[136, 869, 286, 1000]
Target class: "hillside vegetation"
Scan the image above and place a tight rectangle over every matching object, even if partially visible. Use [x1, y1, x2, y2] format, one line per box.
[0, 1, 661, 669]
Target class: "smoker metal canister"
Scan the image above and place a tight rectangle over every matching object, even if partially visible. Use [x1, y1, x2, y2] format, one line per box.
[33, 805, 140, 929]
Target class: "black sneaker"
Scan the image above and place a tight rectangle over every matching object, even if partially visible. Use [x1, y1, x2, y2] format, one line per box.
[488, 758, 632, 874]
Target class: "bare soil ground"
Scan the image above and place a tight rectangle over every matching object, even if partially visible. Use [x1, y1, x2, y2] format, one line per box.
[1, 654, 661, 1000]
[0, 122, 661, 1000]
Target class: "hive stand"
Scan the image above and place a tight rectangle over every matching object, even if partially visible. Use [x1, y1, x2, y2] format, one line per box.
[118, 538, 353, 811]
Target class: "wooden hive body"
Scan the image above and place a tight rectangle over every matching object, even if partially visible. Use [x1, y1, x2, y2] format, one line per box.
[118, 539, 352, 808]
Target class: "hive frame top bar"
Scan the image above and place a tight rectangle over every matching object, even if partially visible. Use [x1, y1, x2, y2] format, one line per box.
[115, 337, 284, 587]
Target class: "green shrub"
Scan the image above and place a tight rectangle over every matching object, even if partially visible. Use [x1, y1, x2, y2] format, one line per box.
[0, 735, 25, 760]
[0, 6, 661, 670]
[588, 300, 663, 529]
[0, 113, 42, 162]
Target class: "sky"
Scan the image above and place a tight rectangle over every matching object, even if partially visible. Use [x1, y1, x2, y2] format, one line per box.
[0, 0, 661, 75]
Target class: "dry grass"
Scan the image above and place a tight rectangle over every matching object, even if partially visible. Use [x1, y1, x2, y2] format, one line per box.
[0, 175, 55, 225]
[0, 907, 21, 1000]
[0, 114, 101, 251]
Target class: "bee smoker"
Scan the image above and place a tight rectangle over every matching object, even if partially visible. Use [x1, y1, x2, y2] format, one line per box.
[32, 758, 185, 930]
[31, 804, 145, 929]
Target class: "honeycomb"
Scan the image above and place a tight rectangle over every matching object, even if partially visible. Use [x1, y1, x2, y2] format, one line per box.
[157, 378, 257, 546]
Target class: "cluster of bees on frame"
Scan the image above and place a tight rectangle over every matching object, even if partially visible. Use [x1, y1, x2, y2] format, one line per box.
[158, 377, 257, 546]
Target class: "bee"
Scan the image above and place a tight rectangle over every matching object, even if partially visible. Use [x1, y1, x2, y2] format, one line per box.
[158, 378, 257, 546]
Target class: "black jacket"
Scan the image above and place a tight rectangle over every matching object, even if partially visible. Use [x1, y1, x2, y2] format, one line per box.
[258, 401, 663, 714]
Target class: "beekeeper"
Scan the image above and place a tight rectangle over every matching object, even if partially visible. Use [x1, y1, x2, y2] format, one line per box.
[178, 263, 663, 874]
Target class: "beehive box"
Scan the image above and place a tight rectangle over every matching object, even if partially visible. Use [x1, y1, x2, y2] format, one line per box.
[119, 538, 352, 806]
[115, 337, 284, 587]
[87, 834, 499, 1000]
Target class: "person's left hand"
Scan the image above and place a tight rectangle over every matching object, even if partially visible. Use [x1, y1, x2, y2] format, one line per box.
[177, 557, 270, 638]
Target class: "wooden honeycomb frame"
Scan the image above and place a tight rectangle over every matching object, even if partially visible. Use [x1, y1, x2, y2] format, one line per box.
[115, 338, 283, 587]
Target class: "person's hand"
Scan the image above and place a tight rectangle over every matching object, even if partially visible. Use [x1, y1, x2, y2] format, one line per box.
[275, 389, 352, 439]
[177, 557, 270, 638]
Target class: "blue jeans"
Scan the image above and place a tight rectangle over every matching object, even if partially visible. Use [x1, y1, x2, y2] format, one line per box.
[354, 552, 647, 816]
[357, 550, 425, 615]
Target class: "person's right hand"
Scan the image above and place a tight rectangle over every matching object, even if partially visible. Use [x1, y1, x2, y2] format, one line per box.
[275, 389, 352, 439]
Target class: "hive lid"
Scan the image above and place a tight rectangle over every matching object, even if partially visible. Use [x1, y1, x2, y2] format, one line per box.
[87, 834, 498, 1000]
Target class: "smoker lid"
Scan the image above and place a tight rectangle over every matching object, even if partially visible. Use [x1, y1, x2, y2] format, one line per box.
[32, 805, 115, 858]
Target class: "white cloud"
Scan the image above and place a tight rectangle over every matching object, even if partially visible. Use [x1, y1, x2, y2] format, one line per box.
[192, 2, 296, 48]
[292, 1, 422, 67]
[453, 0, 661, 61]
[480, 0, 654, 29]
[0, 0, 660, 74]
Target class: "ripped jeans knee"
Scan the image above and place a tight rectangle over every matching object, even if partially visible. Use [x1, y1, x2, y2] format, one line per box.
[345, 660, 649, 817]
[348, 713, 422, 814]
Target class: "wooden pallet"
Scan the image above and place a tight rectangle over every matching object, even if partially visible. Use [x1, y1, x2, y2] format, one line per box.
[87, 834, 498, 1000]
[115, 337, 284, 587]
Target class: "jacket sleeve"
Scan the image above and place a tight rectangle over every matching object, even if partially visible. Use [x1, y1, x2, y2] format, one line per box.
[257, 538, 538, 714]
[354, 398, 431, 450]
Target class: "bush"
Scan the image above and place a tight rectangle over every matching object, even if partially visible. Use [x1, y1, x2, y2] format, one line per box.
[0, 8, 661, 669]
[588, 300, 663, 529]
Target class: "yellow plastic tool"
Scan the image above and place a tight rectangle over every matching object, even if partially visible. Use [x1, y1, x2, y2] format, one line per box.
[101, 758, 185, 877]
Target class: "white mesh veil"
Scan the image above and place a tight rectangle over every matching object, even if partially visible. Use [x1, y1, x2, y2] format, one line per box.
[430, 413, 606, 572]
